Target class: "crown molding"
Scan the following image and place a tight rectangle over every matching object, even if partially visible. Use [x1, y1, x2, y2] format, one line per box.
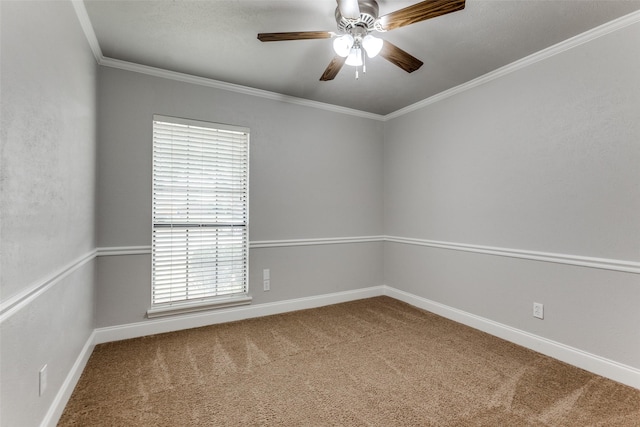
[71, 0, 103, 63]
[384, 9, 640, 120]
[71, 2, 640, 122]
[98, 57, 385, 121]
[70, 0, 383, 120]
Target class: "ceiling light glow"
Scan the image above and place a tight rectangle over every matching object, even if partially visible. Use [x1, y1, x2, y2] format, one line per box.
[362, 34, 383, 58]
[333, 34, 354, 57]
[345, 47, 363, 66]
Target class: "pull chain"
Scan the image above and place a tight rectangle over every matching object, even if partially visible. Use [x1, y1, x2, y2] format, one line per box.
[363, 52, 367, 74]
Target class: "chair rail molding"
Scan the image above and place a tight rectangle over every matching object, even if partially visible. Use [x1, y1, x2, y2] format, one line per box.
[4, 235, 636, 323]
[385, 236, 640, 275]
[0, 249, 97, 323]
[96, 237, 639, 273]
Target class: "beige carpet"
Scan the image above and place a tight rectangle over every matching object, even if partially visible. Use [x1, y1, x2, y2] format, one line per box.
[60, 297, 640, 426]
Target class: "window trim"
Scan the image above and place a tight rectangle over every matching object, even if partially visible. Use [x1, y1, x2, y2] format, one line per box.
[147, 294, 252, 319]
[148, 114, 251, 318]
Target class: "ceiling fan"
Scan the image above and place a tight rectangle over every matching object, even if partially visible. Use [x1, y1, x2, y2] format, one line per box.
[257, 0, 465, 81]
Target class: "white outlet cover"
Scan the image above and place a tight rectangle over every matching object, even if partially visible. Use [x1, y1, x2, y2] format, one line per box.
[533, 302, 544, 319]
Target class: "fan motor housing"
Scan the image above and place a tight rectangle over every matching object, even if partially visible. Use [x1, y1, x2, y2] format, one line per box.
[335, 0, 379, 33]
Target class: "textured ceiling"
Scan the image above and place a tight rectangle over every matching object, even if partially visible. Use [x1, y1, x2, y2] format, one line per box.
[84, 0, 640, 115]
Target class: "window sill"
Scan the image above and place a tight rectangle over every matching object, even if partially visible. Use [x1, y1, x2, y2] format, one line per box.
[146, 295, 252, 319]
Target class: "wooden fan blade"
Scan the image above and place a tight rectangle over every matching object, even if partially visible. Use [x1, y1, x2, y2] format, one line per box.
[320, 55, 347, 81]
[379, 40, 423, 73]
[257, 31, 333, 42]
[378, 0, 465, 31]
[337, 0, 360, 20]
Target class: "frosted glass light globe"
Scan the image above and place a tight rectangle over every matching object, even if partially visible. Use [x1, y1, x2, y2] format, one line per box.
[333, 34, 354, 57]
[362, 34, 383, 58]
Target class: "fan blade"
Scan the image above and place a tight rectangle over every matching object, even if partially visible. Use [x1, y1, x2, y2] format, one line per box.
[337, 0, 360, 20]
[378, 0, 465, 31]
[379, 40, 423, 73]
[257, 31, 333, 42]
[320, 55, 347, 81]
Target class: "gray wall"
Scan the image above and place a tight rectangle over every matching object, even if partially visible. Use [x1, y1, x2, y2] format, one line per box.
[2, 3, 638, 424]
[384, 21, 640, 368]
[0, 1, 98, 426]
[95, 67, 384, 327]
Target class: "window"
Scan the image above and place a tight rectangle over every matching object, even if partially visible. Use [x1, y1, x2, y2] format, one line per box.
[148, 115, 250, 318]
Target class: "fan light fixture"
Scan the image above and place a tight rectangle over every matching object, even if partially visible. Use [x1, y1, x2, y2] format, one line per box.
[362, 34, 383, 58]
[333, 33, 382, 62]
[333, 34, 354, 57]
[257, 0, 465, 81]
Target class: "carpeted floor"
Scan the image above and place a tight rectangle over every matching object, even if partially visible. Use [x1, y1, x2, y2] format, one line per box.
[59, 296, 640, 426]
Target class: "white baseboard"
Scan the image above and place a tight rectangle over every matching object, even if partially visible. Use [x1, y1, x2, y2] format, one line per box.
[41, 287, 382, 426]
[93, 286, 385, 344]
[46, 284, 638, 426]
[382, 286, 640, 390]
[93, 284, 640, 389]
[41, 330, 96, 427]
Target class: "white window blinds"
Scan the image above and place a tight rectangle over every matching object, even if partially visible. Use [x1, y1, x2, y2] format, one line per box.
[151, 115, 249, 310]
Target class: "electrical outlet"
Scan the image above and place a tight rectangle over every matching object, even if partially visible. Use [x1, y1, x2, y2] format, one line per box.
[533, 302, 544, 319]
[39, 365, 48, 396]
[263, 269, 270, 291]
